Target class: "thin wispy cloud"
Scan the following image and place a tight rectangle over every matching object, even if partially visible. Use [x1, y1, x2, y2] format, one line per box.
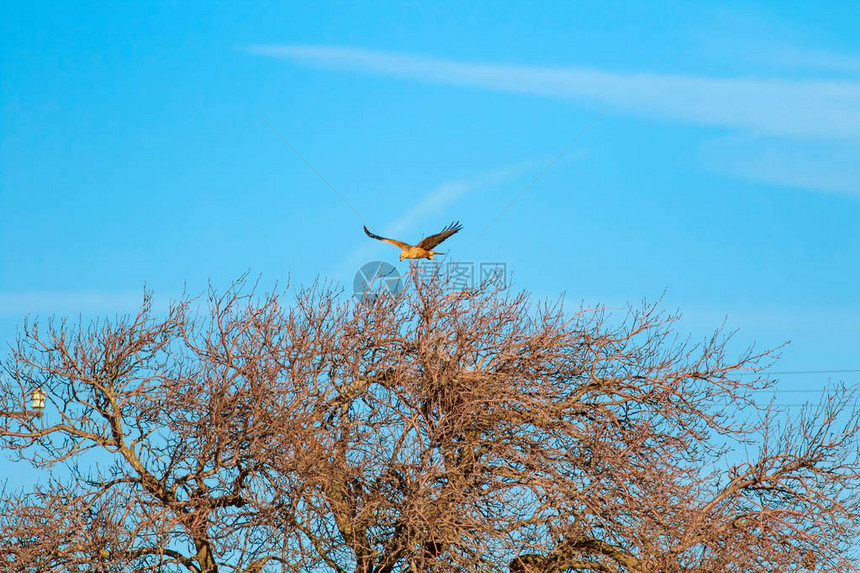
[377, 181, 471, 239]
[383, 161, 538, 238]
[701, 135, 860, 196]
[0, 291, 167, 317]
[753, 45, 860, 75]
[247, 45, 860, 141]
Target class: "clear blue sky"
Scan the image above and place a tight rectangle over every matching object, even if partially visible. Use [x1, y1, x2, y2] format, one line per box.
[1, 0, 859, 419]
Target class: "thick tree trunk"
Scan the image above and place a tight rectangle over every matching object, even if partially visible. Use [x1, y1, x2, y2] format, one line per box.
[195, 538, 218, 573]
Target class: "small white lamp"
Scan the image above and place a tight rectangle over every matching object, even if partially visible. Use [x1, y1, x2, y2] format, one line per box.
[30, 388, 46, 411]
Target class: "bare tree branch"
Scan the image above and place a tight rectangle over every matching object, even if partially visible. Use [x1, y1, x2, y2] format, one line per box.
[1, 274, 857, 572]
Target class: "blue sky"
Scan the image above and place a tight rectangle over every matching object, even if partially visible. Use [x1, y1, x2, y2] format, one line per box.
[1, 0, 859, 422]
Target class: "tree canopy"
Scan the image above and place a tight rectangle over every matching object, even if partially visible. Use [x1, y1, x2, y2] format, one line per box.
[1, 273, 857, 572]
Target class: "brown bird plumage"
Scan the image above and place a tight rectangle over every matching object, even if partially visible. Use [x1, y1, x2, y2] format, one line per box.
[364, 221, 463, 261]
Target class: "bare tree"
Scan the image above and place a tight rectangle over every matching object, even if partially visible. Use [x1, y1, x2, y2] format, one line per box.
[1, 272, 857, 572]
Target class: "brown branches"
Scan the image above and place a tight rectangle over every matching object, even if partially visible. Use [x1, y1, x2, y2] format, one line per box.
[1, 274, 857, 572]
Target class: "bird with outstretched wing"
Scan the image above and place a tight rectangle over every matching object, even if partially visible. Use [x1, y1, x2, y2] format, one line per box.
[364, 221, 463, 261]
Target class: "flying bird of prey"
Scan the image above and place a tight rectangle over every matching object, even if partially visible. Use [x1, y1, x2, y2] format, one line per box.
[364, 221, 463, 261]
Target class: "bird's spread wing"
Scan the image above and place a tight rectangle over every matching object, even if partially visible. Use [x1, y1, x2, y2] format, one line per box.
[364, 226, 410, 249]
[417, 221, 463, 250]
